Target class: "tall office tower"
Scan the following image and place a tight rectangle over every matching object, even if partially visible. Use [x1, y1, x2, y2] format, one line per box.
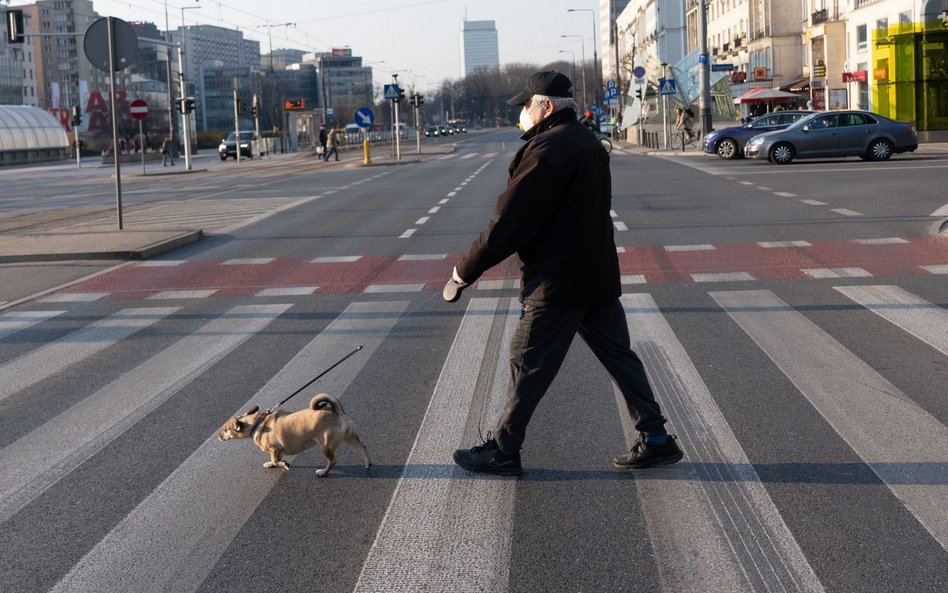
[460, 20, 499, 76]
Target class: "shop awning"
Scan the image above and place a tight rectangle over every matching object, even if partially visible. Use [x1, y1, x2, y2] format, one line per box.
[780, 76, 810, 92]
[733, 87, 800, 104]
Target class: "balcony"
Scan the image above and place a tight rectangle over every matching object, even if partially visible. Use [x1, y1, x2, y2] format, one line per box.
[812, 9, 828, 25]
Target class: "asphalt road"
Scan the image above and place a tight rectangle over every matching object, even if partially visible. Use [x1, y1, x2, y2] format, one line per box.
[1, 130, 946, 593]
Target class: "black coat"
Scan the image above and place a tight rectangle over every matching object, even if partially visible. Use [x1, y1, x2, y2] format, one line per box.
[457, 108, 620, 306]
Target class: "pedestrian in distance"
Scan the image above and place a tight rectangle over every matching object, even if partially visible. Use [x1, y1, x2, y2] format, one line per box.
[161, 136, 174, 166]
[318, 125, 328, 158]
[444, 71, 684, 476]
[323, 128, 340, 162]
[675, 106, 696, 142]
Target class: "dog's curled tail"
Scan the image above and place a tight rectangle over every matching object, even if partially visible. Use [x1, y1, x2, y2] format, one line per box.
[310, 393, 345, 416]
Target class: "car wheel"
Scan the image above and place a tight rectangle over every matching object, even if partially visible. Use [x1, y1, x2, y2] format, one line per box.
[868, 138, 893, 161]
[716, 138, 739, 159]
[769, 142, 795, 164]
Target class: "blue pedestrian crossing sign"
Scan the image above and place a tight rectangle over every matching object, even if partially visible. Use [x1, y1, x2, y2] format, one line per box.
[354, 107, 375, 128]
[383, 84, 400, 100]
[659, 78, 677, 95]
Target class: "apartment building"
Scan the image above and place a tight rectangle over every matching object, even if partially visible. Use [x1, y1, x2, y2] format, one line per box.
[1, 8, 37, 106]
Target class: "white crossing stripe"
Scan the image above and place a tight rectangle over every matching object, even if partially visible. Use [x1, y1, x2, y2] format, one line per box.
[0, 304, 290, 524]
[666, 244, 715, 251]
[799, 199, 827, 206]
[415, 216, 430, 225]
[354, 298, 519, 592]
[482, 152, 498, 158]
[834, 285, 948, 355]
[921, 265, 948, 274]
[255, 286, 318, 297]
[39, 292, 108, 303]
[437, 153, 457, 160]
[620, 274, 646, 284]
[711, 289, 948, 552]
[364, 283, 426, 293]
[459, 153, 477, 159]
[830, 208, 863, 216]
[148, 289, 217, 299]
[802, 268, 872, 279]
[137, 260, 186, 267]
[222, 258, 274, 265]
[0, 310, 64, 342]
[310, 255, 362, 263]
[47, 302, 408, 593]
[691, 272, 755, 282]
[0, 307, 177, 404]
[399, 229, 416, 239]
[475, 278, 518, 290]
[398, 254, 446, 261]
[439, 198, 450, 204]
[620, 294, 826, 593]
[757, 241, 811, 248]
[773, 192, 796, 197]
[428, 206, 440, 214]
[853, 238, 908, 245]
[614, 221, 628, 231]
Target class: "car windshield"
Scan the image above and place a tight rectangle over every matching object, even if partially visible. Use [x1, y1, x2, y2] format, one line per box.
[225, 132, 254, 141]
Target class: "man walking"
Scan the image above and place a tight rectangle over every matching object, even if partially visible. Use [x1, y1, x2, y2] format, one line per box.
[318, 125, 328, 158]
[323, 127, 340, 162]
[444, 71, 683, 476]
[161, 136, 174, 166]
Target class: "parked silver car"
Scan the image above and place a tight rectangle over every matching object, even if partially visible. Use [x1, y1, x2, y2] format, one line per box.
[744, 110, 917, 164]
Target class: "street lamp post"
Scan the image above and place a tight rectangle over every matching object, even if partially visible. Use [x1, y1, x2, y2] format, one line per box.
[560, 34, 587, 109]
[567, 8, 599, 107]
[558, 50, 576, 90]
[179, 4, 201, 170]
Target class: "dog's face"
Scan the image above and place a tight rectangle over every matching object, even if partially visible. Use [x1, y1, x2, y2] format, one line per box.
[217, 405, 260, 441]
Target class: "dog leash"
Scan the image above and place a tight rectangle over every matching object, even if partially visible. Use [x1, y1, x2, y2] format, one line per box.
[265, 289, 445, 413]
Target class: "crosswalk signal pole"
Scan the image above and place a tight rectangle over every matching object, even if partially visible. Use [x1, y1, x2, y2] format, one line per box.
[234, 78, 241, 164]
[392, 74, 401, 163]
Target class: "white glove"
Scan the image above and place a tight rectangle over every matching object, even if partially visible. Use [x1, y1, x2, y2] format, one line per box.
[442, 266, 469, 303]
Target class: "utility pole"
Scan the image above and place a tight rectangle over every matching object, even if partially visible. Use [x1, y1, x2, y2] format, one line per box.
[612, 0, 621, 138]
[392, 73, 401, 163]
[234, 77, 241, 164]
[698, 0, 712, 134]
[177, 45, 192, 170]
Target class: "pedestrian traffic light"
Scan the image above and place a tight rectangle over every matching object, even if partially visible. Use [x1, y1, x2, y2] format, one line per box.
[176, 98, 186, 114]
[5, 9, 25, 44]
[251, 104, 258, 118]
[71, 105, 82, 127]
[635, 88, 642, 100]
[411, 93, 424, 108]
[397, 87, 405, 103]
[184, 97, 196, 114]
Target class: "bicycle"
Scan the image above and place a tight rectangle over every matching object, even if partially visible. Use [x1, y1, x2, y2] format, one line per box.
[670, 127, 701, 150]
[599, 135, 613, 153]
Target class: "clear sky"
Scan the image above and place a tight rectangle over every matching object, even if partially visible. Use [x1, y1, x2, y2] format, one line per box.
[37, 0, 603, 92]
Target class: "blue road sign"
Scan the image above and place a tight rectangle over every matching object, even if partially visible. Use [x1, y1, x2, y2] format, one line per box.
[698, 53, 708, 65]
[711, 63, 735, 72]
[354, 107, 375, 128]
[633, 66, 646, 79]
[658, 78, 677, 95]
[606, 79, 616, 90]
[383, 84, 400, 100]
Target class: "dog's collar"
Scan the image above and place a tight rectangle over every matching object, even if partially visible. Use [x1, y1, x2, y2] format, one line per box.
[248, 411, 273, 439]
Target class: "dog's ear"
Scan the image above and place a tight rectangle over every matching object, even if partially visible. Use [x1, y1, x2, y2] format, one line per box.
[246, 405, 259, 415]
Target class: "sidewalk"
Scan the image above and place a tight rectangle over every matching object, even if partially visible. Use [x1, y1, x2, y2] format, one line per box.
[0, 141, 456, 264]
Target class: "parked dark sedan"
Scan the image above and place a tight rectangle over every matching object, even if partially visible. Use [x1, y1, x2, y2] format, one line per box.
[744, 110, 917, 164]
[703, 111, 813, 159]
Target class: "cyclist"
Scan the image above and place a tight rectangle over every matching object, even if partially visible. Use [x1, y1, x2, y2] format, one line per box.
[675, 106, 696, 142]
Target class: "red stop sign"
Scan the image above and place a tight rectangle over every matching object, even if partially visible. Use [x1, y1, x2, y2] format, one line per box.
[130, 99, 149, 120]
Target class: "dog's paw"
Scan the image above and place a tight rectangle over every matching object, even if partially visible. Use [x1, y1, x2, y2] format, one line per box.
[315, 468, 329, 477]
[263, 462, 277, 469]
[280, 462, 290, 471]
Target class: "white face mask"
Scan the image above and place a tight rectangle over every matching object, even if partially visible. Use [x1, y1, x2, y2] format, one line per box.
[518, 99, 546, 132]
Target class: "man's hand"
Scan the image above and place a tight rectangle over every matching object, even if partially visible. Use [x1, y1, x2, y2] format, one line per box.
[442, 267, 469, 303]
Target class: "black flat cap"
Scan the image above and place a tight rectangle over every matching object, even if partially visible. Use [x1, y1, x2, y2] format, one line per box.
[506, 71, 574, 106]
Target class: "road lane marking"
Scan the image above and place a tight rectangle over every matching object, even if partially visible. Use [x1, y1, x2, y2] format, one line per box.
[364, 284, 425, 293]
[428, 206, 440, 214]
[148, 289, 218, 299]
[711, 289, 948, 552]
[853, 238, 908, 245]
[0, 307, 178, 404]
[620, 274, 646, 284]
[834, 285, 947, 355]
[921, 265, 948, 274]
[47, 301, 407, 593]
[475, 279, 518, 290]
[0, 311, 64, 341]
[310, 255, 362, 263]
[0, 304, 290, 524]
[39, 292, 108, 303]
[439, 198, 450, 204]
[799, 199, 827, 206]
[620, 293, 826, 593]
[399, 229, 417, 239]
[757, 241, 811, 248]
[255, 287, 318, 296]
[615, 221, 629, 231]
[773, 192, 796, 198]
[930, 204, 948, 217]
[802, 268, 872, 279]
[666, 244, 716, 252]
[137, 260, 186, 267]
[354, 298, 518, 593]
[397, 254, 446, 261]
[222, 258, 274, 265]
[691, 272, 755, 282]
[415, 217, 430, 225]
[830, 208, 863, 216]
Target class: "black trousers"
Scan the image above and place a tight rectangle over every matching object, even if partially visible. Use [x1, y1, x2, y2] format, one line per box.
[494, 298, 667, 455]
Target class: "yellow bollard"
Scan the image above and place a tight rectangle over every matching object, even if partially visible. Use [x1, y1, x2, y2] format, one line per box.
[363, 138, 372, 165]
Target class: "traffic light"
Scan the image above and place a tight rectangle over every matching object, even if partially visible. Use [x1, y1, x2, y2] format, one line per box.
[411, 93, 424, 108]
[635, 88, 642, 100]
[397, 87, 405, 103]
[71, 105, 82, 127]
[5, 9, 25, 44]
[180, 97, 195, 114]
[177, 98, 186, 114]
[251, 104, 258, 118]
[238, 100, 247, 114]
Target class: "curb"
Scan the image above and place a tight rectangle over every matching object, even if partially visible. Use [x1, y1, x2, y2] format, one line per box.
[0, 229, 203, 264]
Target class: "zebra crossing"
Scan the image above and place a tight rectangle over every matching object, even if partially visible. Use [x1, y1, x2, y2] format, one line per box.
[1, 282, 946, 592]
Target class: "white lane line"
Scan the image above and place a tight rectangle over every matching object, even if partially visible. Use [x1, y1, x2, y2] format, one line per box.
[834, 285, 948, 355]
[222, 258, 274, 265]
[255, 287, 318, 297]
[773, 192, 796, 198]
[830, 208, 863, 217]
[415, 217, 430, 225]
[921, 265, 948, 274]
[799, 199, 827, 206]
[482, 152, 498, 158]
[453, 187, 463, 191]
[428, 206, 440, 214]
[616, 246, 626, 253]
[398, 254, 447, 261]
[39, 292, 108, 303]
[757, 241, 811, 248]
[446, 192, 457, 197]
[620, 294, 826, 593]
[757, 186, 773, 191]
[439, 199, 450, 204]
[399, 229, 417, 239]
[459, 153, 477, 159]
[437, 154, 456, 160]
[475, 278, 518, 290]
[354, 298, 518, 593]
[802, 268, 872, 279]
[711, 289, 948, 552]
[610, 210, 618, 218]
[666, 244, 716, 252]
[931, 204, 948, 217]
[148, 289, 218, 300]
[47, 302, 407, 593]
[0, 310, 64, 342]
[852, 238, 908, 245]
[0, 304, 290, 524]
[0, 307, 178, 404]
[614, 221, 629, 231]
[310, 255, 361, 263]
[692, 272, 755, 282]
[620, 274, 646, 284]
[364, 284, 426, 293]
[740, 181, 754, 185]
